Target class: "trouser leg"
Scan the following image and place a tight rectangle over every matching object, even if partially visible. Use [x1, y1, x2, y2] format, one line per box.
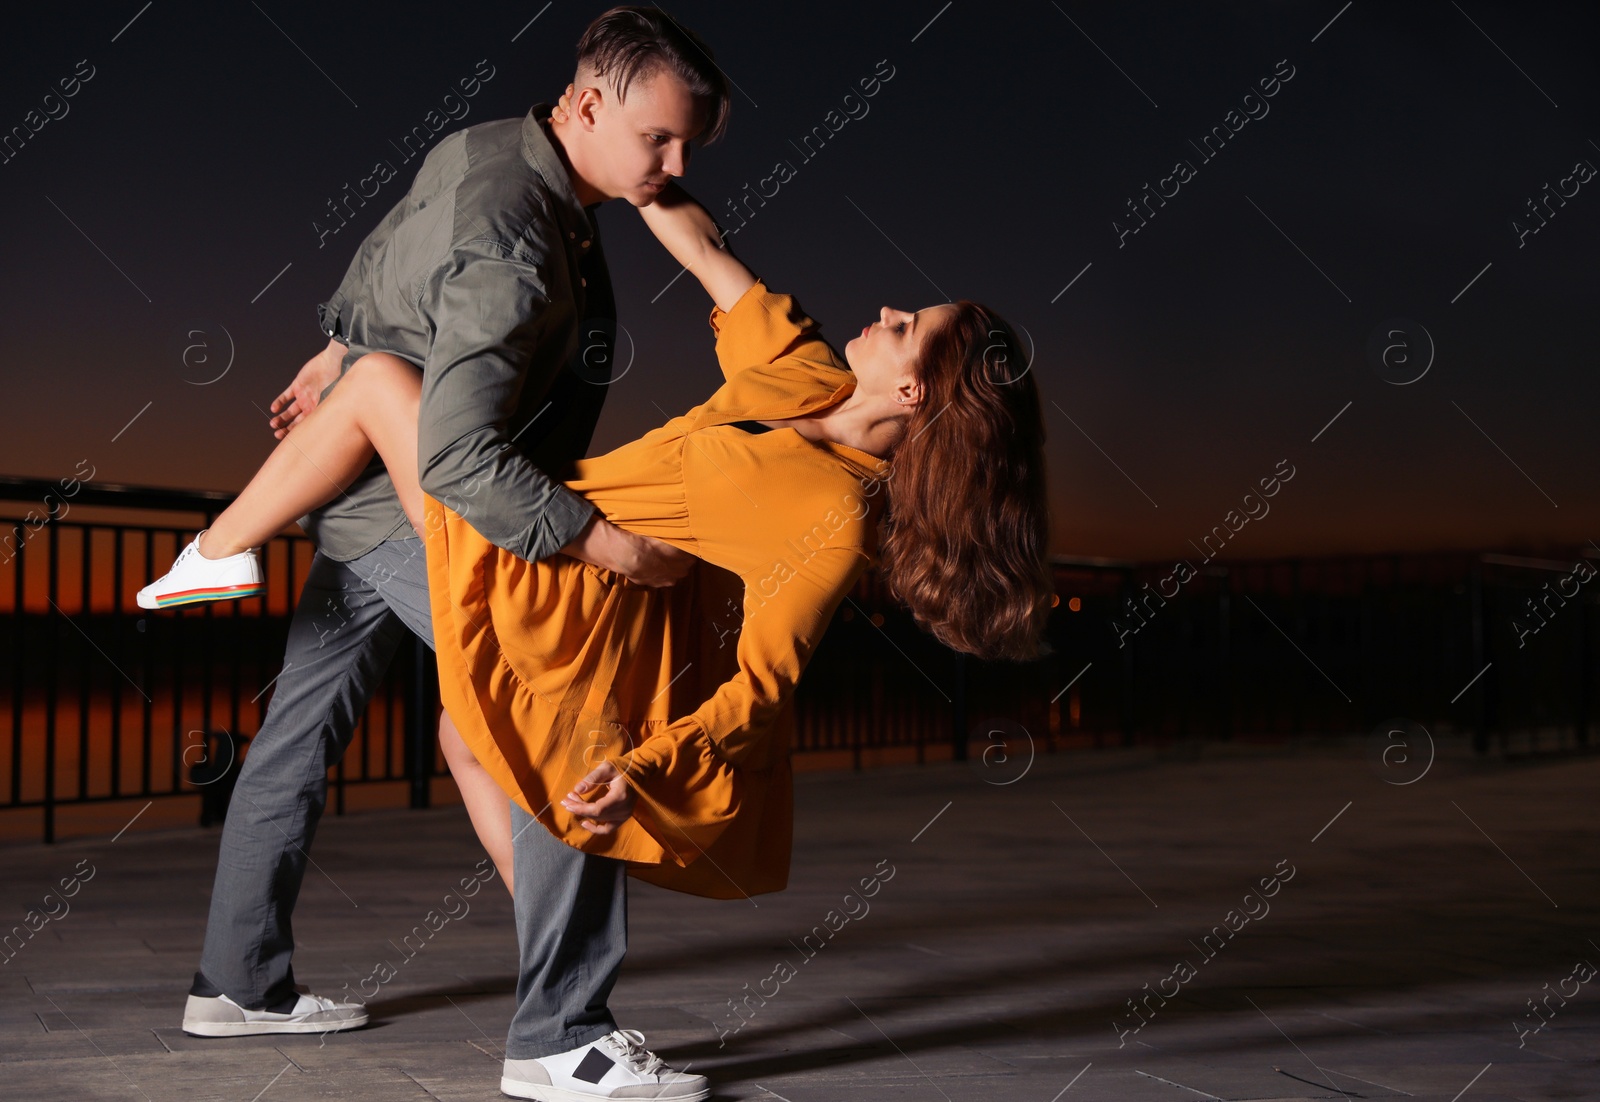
[193, 538, 433, 1009]
[505, 802, 628, 1058]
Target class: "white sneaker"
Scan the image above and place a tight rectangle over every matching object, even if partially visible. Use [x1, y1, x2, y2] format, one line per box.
[137, 531, 263, 610]
[501, 1029, 708, 1100]
[181, 992, 368, 1036]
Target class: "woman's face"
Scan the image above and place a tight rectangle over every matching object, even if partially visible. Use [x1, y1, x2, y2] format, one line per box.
[844, 303, 956, 400]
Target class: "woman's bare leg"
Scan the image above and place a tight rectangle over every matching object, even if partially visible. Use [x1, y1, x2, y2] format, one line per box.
[199, 353, 424, 558]
[439, 711, 514, 895]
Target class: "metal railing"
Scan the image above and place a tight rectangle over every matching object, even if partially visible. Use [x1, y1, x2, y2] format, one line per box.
[1028, 549, 1596, 754]
[4, 475, 1595, 843]
[1, 476, 432, 842]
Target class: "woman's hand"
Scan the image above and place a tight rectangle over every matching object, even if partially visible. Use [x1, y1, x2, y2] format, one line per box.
[560, 759, 637, 835]
[551, 83, 576, 125]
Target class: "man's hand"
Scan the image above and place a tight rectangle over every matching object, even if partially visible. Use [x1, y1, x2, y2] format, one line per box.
[560, 760, 636, 835]
[268, 338, 346, 439]
[561, 513, 694, 588]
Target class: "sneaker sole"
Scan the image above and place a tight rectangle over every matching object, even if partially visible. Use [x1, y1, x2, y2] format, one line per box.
[182, 1012, 368, 1037]
[500, 1078, 709, 1102]
[142, 584, 264, 610]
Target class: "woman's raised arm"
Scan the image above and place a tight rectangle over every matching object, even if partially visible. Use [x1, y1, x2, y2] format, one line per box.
[636, 183, 757, 313]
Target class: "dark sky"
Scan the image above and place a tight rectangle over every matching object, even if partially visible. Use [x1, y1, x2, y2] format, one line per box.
[1, 1, 1596, 562]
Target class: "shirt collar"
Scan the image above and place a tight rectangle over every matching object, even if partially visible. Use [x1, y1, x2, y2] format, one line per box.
[521, 104, 598, 241]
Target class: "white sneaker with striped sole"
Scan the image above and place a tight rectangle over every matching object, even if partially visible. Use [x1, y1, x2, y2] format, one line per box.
[136, 532, 263, 610]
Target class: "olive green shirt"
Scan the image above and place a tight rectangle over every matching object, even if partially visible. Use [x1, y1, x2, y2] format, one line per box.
[302, 104, 615, 564]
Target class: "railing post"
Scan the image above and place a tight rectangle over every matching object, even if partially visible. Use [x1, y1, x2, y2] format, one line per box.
[1217, 576, 1232, 740]
[11, 524, 25, 816]
[1576, 591, 1591, 749]
[44, 521, 58, 844]
[408, 636, 436, 809]
[1120, 570, 1136, 747]
[951, 649, 968, 761]
[1469, 559, 1491, 755]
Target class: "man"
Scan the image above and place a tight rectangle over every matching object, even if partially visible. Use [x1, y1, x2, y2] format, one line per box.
[183, 8, 726, 1099]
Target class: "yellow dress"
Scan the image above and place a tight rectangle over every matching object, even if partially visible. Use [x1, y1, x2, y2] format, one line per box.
[423, 280, 889, 899]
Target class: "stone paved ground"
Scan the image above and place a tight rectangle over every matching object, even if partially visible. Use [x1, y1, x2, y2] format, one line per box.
[1, 739, 1596, 1101]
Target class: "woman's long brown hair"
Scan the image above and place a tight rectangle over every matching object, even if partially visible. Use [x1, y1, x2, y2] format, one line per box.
[878, 303, 1053, 662]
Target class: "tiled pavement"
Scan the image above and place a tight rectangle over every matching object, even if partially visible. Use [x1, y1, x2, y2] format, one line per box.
[1, 739, 1595, 1101]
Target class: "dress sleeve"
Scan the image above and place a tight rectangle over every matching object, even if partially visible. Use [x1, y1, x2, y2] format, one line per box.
[706, 279, 845, 382]
[612, 545, 868, 853]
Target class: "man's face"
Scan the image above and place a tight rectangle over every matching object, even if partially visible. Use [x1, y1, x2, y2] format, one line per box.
[586, 68, 707, 207]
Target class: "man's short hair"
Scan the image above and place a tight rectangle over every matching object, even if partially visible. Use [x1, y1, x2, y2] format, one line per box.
[576, 6, 731, 144]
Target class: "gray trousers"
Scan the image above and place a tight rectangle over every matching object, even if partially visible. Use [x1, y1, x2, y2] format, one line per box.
[192, 536, 626, 1055]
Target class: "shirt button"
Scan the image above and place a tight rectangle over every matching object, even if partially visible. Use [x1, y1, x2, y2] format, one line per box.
[581, 239, 591, 249]
[581, 278, 588, 287]
[568, 231, 576, 240]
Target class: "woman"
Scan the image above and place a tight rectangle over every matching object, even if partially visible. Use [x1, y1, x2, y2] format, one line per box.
[137, 182, 1053, 897]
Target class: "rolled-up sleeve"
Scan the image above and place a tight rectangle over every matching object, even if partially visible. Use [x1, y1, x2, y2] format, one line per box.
[315, 247, 361, 342]
[417, 244, 597, 562]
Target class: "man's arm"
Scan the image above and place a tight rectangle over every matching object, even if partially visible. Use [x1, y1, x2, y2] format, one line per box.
[559, 511, 693, 587]
[417, 245, 691, 584]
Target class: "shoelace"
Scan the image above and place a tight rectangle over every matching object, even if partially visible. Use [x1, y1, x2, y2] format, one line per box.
[170, 529, 216, 572]
[602, 1029, 667, 1076]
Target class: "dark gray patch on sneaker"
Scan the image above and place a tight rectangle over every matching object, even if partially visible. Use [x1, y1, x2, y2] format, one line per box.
[573, 1046, 616, 1084]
